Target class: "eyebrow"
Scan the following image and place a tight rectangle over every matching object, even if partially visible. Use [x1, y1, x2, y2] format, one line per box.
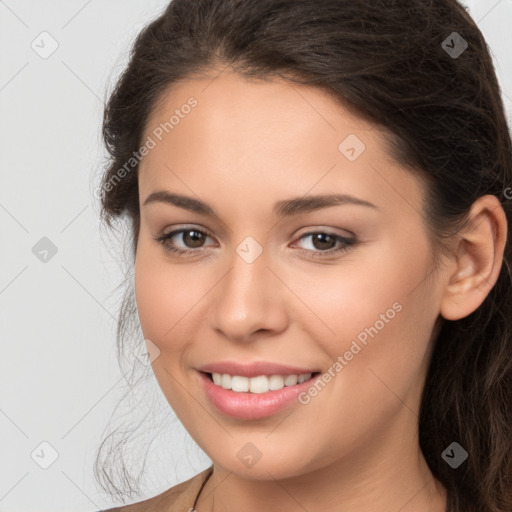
[143, 191, 378, 218]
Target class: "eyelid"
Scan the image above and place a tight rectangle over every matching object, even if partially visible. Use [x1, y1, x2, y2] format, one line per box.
[159, 225, 352, 244]
[161, 225, 217, 246]
[290, 230, 356, 257]
[293, 225, 356, 239]
[154, 224, 357, 259]
[160, 224, 354, 241]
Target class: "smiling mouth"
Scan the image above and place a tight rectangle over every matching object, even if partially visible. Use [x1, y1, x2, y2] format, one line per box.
[202, 371, 321, 393]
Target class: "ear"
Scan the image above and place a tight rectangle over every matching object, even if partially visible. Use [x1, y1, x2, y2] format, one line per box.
[439, 194, 508, 321]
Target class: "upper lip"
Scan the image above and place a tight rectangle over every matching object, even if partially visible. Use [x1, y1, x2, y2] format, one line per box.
[198, 361, 320, 378]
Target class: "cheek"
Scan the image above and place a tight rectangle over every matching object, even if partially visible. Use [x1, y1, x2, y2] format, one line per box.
[293, 245, 433, 347]
[134, 246, 203, 411]
[294, 235, 438, 394]
[135, 245, 186, 346]
[286, 250, 438, 462]
[134, 251, 167, 342]
[134, 243, 217, 355]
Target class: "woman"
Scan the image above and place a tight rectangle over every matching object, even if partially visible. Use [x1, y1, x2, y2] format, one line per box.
[94, 0, 512, 511]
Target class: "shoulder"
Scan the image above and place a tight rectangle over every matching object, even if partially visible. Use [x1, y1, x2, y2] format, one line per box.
[95, 466, 214, 512]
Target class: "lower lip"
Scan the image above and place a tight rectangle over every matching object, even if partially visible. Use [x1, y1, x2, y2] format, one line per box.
[198, 371, 320, 420]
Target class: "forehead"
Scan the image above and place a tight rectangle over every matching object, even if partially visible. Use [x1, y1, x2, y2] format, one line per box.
[143, 69, 378, 147]
[138, 70, 423, 217]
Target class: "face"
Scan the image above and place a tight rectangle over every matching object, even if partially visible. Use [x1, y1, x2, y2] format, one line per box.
[134, 70, 445, 479]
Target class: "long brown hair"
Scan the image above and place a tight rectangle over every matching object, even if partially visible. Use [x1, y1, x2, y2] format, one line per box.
[95, 1, 512, 510]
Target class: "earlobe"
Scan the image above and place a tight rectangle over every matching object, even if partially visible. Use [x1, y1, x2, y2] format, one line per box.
[439, 195, 508, 321]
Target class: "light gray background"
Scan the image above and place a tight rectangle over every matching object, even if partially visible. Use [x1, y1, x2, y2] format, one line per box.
[1, 1, 511, 511]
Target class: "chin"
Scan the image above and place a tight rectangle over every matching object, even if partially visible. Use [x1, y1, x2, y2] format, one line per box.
[209, 448, 320, 481]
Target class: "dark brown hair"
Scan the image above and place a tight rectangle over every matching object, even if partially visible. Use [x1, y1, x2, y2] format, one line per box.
[95, 1, 512, 510]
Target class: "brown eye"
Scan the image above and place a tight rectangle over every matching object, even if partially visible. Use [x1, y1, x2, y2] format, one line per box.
[310, 233, 337, 251]
[154, 227, 215, 255]
[154, 227, 356, 259]
[181, 230, 206, 248]
[293, 231, 357, 259]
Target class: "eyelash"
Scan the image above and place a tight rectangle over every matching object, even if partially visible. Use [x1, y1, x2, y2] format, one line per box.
[153, 227, 357, 259]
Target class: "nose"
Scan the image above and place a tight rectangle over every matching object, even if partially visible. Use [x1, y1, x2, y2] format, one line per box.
[210, 245, 288, 343]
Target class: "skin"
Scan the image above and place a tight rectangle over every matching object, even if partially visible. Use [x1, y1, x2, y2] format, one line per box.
[134, 69, 507, 512]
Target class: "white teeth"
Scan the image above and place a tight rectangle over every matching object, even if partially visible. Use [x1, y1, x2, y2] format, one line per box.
[231, 375, 249, 392]
[221, 374, 231, 389]
[268, 375, 284, 390]
[210, 372, 312, 393]
[284, 374, 298, 386]
[249, 375, 268, 394]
